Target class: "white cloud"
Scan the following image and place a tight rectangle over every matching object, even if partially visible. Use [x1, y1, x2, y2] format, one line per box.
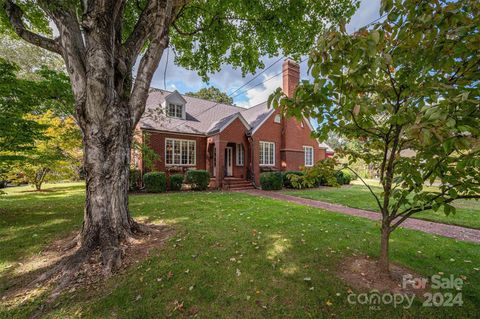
[236, 73, 282, 108]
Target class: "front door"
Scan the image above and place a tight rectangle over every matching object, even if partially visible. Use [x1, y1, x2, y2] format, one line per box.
[225, 147, 233, 176]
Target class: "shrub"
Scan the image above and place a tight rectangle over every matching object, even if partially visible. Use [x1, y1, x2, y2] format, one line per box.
[185, 170, 210, 191]
[143, 172, 166, 193]
[129, 169, 142, 191]
[290, 158, 339, 189]
[282, 171, 303, 188]
[335, 169, 352, 185]
[260, 172, 283, 190]
[169, 174, 184, 191]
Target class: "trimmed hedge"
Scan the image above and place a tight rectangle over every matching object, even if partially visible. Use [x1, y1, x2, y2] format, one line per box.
[185, 170, 210, 191]
[282, 171, 304, 188]
[260, 172, 283, 190]
[335, 170, 353, 185]
[143, 172, 166, 193]
[129, 169, 142, 191]
[169, 174, 184, 191]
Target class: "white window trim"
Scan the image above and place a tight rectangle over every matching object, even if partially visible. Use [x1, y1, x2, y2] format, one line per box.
[274, 114, 281, 124]
[166, 103, 184, 119]
[259, 141, 275, 166]
[165, 138, 196, 166]
[303, 146, 314, 167]
[236, 143, 244, 166]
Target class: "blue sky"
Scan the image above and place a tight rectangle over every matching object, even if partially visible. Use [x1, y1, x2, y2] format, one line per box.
[150, 0, 381, 108]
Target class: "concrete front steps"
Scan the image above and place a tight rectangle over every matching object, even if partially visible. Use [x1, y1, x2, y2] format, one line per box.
[223, 177, 255, 191]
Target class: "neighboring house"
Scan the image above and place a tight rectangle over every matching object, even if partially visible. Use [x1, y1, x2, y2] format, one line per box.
[134, 59, 333, 189]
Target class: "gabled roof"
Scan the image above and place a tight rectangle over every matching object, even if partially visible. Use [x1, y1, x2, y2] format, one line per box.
[139, 89, 322, 143]
[140, 89, 241, 135]
[140, 89, 273, 135]
[164, 90, 187, 104]
[207, 112, 251, 135]
[241, 101, 275, 134]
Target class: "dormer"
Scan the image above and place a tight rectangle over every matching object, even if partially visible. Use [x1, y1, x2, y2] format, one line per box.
[162, 90, 187, 120]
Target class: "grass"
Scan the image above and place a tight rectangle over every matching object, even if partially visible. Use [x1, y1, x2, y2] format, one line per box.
[0, 183, 479, 318]
[283, 184, 480, 229]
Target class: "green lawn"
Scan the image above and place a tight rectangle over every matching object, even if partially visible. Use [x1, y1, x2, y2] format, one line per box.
[1, 183, 479, 318]
[283, 184, 480, 229]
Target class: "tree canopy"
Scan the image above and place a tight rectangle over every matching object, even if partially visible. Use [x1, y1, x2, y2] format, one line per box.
[0, 58, 73, 161]
[186, 86, 233, 104]
[271, 0, 480, 271]
[8, 110, 82, 190]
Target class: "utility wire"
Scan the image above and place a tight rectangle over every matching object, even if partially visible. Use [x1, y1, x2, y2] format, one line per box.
[163, 47, 169, 90]
[227, 56, 284, 98]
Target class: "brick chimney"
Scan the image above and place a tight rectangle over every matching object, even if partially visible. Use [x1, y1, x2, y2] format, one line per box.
[282, 59, 300, 98]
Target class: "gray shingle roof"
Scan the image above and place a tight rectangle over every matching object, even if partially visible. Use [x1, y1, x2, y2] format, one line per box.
[139, 89, 273, 135]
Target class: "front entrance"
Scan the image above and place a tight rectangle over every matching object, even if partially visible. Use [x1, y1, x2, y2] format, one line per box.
[225, 147, 233, 176]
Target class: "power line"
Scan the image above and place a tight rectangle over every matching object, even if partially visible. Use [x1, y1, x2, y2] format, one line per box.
[230, 57, 308, 100]
[355, 13, 388, 32]
[163, 47, 169, 90]
[227, 56, 284, 97]
[167, 56, 289, 130]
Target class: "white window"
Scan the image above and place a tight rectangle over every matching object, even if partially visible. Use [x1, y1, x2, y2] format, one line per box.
[274, 114, 281, 123]
[236, 143, 244, 166]
[166, 103, 183, 118]
[259, 141, 275, 166]
[304, 146, 314, 166]
[165, 138, 196, 165]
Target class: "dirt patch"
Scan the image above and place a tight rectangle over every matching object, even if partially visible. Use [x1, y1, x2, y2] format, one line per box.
[1, 223, 175, 311]
[337, 256, 428, 297]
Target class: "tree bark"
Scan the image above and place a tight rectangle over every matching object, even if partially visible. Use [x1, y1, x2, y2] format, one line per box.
[35, 167, 49, 191]
[379, 224, 390, 273]
[78, 97, 139, 274]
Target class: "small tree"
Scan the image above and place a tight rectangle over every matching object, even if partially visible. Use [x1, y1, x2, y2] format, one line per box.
[271, 0, 480, 272]
[186, 86, 233, 105]
[9, 111, 82, 190]
[0, 58, 74, 179]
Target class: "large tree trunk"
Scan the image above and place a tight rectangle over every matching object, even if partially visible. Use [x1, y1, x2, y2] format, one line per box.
[78, 98, 138, 273]
[379, 224, 390, 273]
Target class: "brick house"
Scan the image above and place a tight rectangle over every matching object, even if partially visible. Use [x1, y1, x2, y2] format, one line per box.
[134, 59, 333, 189]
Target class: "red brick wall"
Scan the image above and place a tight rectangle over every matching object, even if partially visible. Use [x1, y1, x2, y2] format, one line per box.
[283, 116, 326, 170]
[143, 130, 207, 174]
[218, 118, 250, 179]
[251, 110, 327, 185]
[251, 110, 283, 184]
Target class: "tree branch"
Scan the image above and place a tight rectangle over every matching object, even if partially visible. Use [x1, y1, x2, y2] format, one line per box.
[4, 0, 62, 54]
[130, 0, 175, 127]
[345, 166, 383, 211]
[123, 0, 160, 62]
[390, 194, 480, 231]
